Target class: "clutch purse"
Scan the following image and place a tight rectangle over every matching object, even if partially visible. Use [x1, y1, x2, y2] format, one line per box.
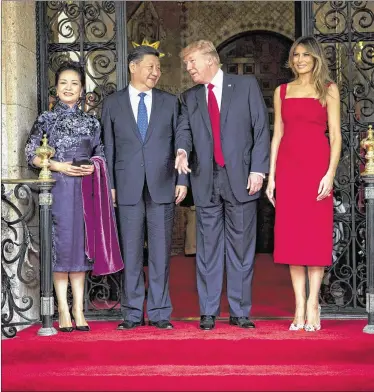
[72, 158, 92, 167]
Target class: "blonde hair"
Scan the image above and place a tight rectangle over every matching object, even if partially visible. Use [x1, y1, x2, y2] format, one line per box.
[180, 40, 220, 65]
[288, 36, 333, 106]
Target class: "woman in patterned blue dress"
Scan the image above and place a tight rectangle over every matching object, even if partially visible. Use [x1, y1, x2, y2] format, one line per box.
[25, 62, 104, 332]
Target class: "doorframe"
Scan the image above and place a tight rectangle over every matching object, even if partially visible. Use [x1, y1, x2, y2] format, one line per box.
[296, 1, 314, 37]
[216, 30, 293, 54]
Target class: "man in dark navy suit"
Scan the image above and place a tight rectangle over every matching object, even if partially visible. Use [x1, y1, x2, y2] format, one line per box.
[175, 40, 270, 330]
[102, 45, 188, 330]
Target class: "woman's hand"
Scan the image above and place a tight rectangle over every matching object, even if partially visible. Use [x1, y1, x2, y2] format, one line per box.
[80, 164, 95, 176]
[265, 176, 276, 207]
[317, 172, 334, 201]
[52, 161, 84, 176]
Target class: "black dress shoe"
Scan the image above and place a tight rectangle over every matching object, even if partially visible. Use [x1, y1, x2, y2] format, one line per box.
[229, 316, 255, 329]
[149, 320, 174, 329]
[70, 310, 90, 332]
[117, 319, 145, 330]
[200, 315, 215, 330]
[59, 326, 74, 333]
[58, 310, 74, 332]
[75, 325, 90, 332]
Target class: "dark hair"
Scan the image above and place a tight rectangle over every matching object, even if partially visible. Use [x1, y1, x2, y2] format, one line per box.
[127, 45, 160, 66]
[55, 61, 85, 87]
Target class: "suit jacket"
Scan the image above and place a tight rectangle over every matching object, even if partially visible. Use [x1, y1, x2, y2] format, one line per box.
[176, 73, 270, 207]
[102, 87, 188, 206]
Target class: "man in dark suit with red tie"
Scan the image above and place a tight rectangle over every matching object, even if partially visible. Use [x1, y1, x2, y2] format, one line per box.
[175, 40, 270, 330]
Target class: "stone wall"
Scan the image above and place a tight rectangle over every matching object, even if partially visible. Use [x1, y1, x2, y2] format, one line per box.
[2, 1, 38, 179]
[1, 0, 40, 336]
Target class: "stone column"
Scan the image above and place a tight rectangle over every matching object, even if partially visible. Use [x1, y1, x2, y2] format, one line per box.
[2, 0, 37, 179]
[1, 1, 40, 328]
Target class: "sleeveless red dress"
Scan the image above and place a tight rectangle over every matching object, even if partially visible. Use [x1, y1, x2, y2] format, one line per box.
[274, 83, 333, 266]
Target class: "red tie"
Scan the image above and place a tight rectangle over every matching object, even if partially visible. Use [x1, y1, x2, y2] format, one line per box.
[207, 83, 225, 167]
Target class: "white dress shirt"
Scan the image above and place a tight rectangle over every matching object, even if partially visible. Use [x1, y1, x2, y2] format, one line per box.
[128, 83, 152, 122]
[205, 68, 224, 110]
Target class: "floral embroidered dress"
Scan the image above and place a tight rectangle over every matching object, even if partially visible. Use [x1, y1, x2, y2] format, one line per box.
[25, 101, 105, 272]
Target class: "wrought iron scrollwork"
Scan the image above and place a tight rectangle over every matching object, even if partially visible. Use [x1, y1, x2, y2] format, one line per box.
[1, 184, 39, 338]
[85, 272, 121, 312]
[45, 1, 117, 116]
[314, 1, 374, 311]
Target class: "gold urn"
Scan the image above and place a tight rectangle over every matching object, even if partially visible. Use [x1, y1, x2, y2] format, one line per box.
[361, 125, 374, 177]
[35, 134, 55, 180]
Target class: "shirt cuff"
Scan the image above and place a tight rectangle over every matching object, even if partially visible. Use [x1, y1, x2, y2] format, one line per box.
[177, 149, 188, 159]
[251, 172, 265, 179]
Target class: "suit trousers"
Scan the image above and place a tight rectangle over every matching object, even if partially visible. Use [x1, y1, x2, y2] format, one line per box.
[117, 183, 174, 322]
[184, 206, 196, 256]
[195, 163, 257, 317]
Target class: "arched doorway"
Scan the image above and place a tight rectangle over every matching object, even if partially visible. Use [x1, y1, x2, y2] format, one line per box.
[218, 31, 293, 253]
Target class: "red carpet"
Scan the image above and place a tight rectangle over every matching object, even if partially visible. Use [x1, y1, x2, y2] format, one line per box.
[3, 255, 374, 391]
[91, 254, 294, 318]
[170, 253, 294, 318]
[3, 320, 374, 391]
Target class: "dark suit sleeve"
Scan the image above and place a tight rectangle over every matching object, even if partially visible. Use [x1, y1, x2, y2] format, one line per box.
[101, 98, 115, 188]
[175, 92, 193, 156]
[177, 173, 190, 187]
[91, 118, 105, 158]
[173, 95, 189, 187]
[248, 77, 270, 174]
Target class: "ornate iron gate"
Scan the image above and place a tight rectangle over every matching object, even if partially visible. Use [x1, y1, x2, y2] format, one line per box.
[36, 1, 127, 115]
[307, 1, 374, 313]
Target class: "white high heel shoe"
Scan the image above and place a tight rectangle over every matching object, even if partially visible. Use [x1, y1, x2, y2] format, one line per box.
[289, 307, 306, 331]
[304, 305, 321, 332]
[289, 323, 305, 331]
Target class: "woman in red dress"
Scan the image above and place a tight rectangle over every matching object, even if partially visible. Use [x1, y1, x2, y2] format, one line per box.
[266, 36, 342, 332]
